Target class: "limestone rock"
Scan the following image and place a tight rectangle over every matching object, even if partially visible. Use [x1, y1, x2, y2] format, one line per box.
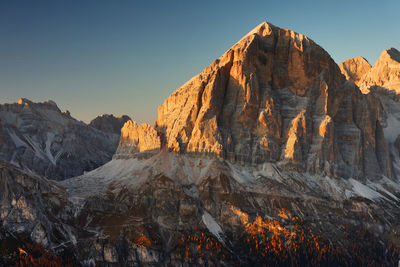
[89, 114, 131, 134]
[0, 99, 121, 180]
[114, 120, 160, 159]
[358, 48, 400, 93]
[0, 161, 75, 248]
[339, 48, 400, 178]
[339, 56, 371, 84]
[150, 21, 391, 180]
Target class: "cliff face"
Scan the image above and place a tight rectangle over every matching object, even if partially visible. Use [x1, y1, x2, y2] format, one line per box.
[113, 120, 160, 159]
[117, 22, 392, 180]
[341, 48, 400, 178]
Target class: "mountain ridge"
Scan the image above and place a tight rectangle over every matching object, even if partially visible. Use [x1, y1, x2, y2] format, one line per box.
[0, 98, 130, 180]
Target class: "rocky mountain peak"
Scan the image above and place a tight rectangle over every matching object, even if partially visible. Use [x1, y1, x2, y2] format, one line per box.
[113, 22, 392, 180]
[358, 47, 400, 93]
[89, 114, 131, 134]
[339, 56, 371, 84]
[17, 98, 32, 105]
[384, 47, 400, 62]
[17, 98, 61, 112]
[43, 99, 58, 107]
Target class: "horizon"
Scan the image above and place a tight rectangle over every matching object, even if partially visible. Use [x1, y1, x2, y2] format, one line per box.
[1, 0, 399, 124]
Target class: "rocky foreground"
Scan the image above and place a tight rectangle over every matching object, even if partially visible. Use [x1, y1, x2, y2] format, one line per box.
[2, 22, 400, 266]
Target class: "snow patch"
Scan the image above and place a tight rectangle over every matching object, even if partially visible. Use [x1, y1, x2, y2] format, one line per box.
[45, 132, 57, 165]
[383, 113, 400, 143]
[370, 183, 399, 202]
[228, 162, 256, 184]
[24, 135, 46, 160]
[202, 211, 224, 243]
[8, 130, 28, 148]
[348, 179, 386, 202]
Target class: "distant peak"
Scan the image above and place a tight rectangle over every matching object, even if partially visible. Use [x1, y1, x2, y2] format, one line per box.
[117, 114, 131, 120]
[245, 21, 275, 37]
[339, 56, 372, 84]
[355, 56, 371, 65]
[385, 47, 400, 63]
[89, 114, 132, 134]
[341, 56, 371, 66]
[376, 47, 400, 65]
[44, 99, 58, 107]
[17, 98, 59, 108]
[99, 114, 116, 118]
[17, 98, 33, 105]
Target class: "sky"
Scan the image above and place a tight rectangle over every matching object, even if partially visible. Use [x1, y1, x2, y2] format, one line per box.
[0, 0, 399, 124]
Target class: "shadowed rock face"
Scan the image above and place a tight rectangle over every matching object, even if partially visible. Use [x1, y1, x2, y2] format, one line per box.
[340, 47, 400, 179]
[0, 161, 75, 248]
[119, 22, 392, 180]
[89, 114, 131, 134]
[0, 99, 121, 180]
[339, 56, 371, 84]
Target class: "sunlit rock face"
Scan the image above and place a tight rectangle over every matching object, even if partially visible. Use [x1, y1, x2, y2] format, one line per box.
[0, 98, 122, 180]
[339, 56, 371, 84]
[156, 22, 342, 160]
[113, 120, 161, 159]
[122, 22, 393, 180]
[358, 48, 400, 94]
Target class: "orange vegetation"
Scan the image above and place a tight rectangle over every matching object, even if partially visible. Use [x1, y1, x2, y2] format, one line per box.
[178, 232, 228, 263]
[277, 208, 291, 220]
[13, 241, 76, 267]
[0, 231, 77, 267]
[229, 206, 400, 266]
[136, 234, 151, 247]
[18, 247, 28, 256]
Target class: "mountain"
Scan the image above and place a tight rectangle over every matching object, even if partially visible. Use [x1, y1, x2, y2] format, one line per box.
[340, 48, 400, 178]
[358, 47, 400, 94]
[2, 22, 400, 266]
[0, 99, 122, 180]
[89, 114, 131, 134]
[339, 56, 371, 84]
[121, 22, 392, 180]
[59, 22, 400, 265]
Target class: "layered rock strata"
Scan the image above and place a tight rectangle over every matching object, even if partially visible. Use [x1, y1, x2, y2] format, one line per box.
[118, 22, 393, 180]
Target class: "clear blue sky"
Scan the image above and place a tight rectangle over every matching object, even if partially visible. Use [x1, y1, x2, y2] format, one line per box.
[0, 0, 399, 123]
